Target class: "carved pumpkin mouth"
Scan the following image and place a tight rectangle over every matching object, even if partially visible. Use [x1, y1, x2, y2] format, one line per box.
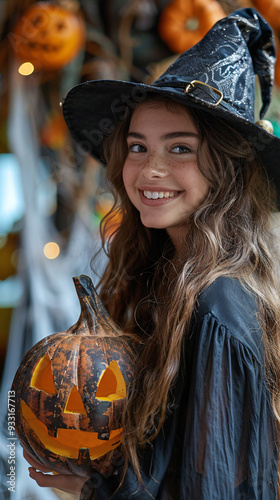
[21, 400, 123, 460]
[26, 41, 64, 53]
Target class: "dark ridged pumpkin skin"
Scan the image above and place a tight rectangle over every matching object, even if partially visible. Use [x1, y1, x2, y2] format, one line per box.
[12, 275, 137, 476]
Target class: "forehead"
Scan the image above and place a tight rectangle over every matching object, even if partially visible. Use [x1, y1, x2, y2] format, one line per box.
[129, 100, 198, 134]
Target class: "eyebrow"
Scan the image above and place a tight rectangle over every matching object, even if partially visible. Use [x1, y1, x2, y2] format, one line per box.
[127, 131, 199, 140]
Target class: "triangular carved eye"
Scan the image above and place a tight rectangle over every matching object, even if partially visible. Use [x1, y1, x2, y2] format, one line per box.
[64, 386, 87, 414]
[31, 354, 56, 394]
[96, 360, 126, 401]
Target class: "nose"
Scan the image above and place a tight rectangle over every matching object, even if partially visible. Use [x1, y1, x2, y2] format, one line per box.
[141, 153, 168, 178]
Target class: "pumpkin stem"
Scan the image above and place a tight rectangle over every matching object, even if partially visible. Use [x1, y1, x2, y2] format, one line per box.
[68, 275, 122, 337]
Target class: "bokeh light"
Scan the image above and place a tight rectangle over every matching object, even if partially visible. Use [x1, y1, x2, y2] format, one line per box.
[43, 242, 60, 260]
[18, 62, 35, 76]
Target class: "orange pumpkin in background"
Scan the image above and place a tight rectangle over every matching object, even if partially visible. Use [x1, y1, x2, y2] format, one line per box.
[12, 275, 138, 476]
[9, 2, 85, 71]
[158, 0, 226, 54]
[250, 0, 280, 86]
[253, 0, 280, 29]
[272, 34, 280, 87]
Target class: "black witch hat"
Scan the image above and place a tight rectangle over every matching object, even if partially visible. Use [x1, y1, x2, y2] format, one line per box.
[63, 8, 280, 196]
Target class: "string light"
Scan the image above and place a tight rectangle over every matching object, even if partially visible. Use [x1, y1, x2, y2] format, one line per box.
[18, 62, 35, 76]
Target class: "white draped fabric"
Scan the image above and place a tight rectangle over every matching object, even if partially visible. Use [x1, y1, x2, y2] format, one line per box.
[0, 64, 106, 500]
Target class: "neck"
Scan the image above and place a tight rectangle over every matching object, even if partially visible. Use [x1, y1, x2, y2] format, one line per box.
[167, 225, 189, 261]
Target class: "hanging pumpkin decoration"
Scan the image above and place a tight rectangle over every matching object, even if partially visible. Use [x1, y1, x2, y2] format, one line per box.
[9, 2, 85, 71]
[12, 275, 138, 476]
[158, 0, 226, 54]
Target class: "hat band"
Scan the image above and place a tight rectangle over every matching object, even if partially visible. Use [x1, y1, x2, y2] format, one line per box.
[184, 80, 223, 107]
[153, 80, 223, 108]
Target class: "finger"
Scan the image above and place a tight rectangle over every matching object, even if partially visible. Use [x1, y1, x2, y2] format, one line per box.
[23, 450, 54, 473]
[28, 468, 87, 494]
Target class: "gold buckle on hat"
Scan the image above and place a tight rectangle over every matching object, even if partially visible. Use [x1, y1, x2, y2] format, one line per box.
[184, 80, 223, 107]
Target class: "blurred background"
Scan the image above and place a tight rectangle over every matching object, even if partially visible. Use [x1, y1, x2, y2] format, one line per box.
[1, 0, 280, 498]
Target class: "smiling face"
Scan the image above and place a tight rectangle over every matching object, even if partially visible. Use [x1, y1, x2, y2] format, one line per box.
[122, 101, 209, 248]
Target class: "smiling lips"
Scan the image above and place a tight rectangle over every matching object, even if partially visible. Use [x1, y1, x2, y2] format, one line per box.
[142, 190, 180, 200]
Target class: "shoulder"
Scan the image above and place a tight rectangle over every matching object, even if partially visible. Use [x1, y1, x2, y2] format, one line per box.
[195, 276, 263, 362]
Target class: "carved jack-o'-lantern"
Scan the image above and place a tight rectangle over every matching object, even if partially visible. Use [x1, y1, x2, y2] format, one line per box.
[10, 2, 85, 71]
[12, 275, 137, 476]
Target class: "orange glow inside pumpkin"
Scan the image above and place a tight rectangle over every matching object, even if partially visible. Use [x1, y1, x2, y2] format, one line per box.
[21, 400, 123, 459]
[96, 360, 127, 401]
[65, 385, 87, 414]
[31, 354, 127, 401]
[22, 355, 127, 459]
[31, 354, 56, 394]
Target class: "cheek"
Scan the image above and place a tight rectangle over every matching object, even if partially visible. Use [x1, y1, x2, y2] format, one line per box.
[190, 179, 209, 207]
[196, 176, 209, 200]
[178, 166, 209, 202]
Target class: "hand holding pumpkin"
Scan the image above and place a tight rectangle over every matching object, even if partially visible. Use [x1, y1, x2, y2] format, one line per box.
[23, 448, 87, 494]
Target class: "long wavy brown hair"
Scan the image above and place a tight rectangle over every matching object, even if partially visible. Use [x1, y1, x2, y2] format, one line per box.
[95, 96, 280, 486]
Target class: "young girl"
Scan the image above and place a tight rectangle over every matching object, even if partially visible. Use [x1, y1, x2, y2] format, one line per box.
[24, 8, 280, 499]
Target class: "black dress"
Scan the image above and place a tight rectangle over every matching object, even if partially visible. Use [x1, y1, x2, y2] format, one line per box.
[80, 277, 279, 499]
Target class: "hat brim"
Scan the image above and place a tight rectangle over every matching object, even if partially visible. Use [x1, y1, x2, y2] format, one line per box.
[63, 79, 280, 201]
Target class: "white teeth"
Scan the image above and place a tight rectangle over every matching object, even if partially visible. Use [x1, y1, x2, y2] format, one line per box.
[143, 190, 178, 199]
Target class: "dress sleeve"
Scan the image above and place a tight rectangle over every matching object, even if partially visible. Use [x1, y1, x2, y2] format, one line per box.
[79, 424, 177, 500]
[80, 311, 278, 500]
[79, 388, 180, 499]
[178, 312, 278, 500]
